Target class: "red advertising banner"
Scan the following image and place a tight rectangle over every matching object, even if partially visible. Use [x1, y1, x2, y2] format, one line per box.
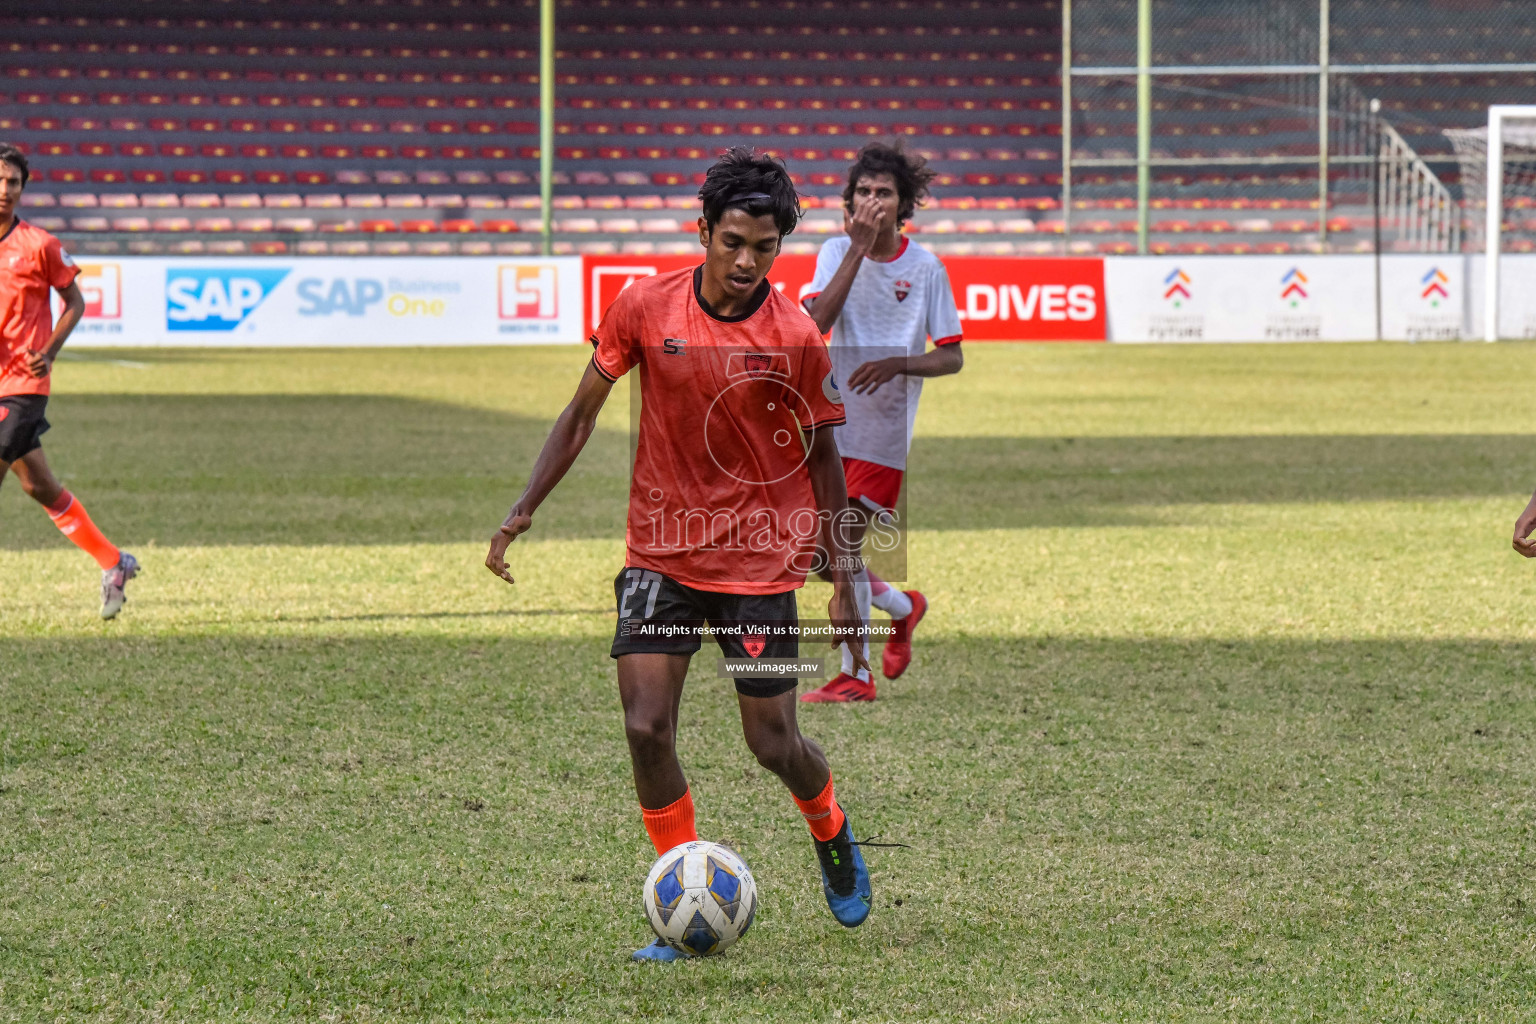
[582, 253, 1106, 342]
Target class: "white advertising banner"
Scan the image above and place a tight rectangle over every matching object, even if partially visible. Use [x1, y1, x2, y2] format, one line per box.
[1105, 254, 1379, 342]
[63, 256, 585, 346]
[1379, 254, 1468, 341]
[1467, 254, 1536, 340]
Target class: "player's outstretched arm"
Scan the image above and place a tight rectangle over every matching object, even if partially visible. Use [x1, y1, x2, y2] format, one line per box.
[27, 281, 84, 379]
[485, 360, 614, 584]
[805, 424, 871, 677]
[1513, 488, 1536, 557]
[846, 343, 963, 395]
[804, 195, 885, 334]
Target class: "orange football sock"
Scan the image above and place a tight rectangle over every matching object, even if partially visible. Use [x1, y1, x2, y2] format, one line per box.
[641, 788, 698, 855]
[792, 773, 847, 842]
[45, 490, 120, 570]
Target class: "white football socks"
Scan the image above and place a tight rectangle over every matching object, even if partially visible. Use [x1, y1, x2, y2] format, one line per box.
[868, 570, 914, 619]
[840, 569, 874, 682]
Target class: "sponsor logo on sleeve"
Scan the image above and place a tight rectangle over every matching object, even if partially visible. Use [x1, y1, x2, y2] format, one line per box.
[822, 370, 843, 405]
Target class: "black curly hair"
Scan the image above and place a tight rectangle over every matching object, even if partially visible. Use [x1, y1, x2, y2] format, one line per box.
[698, 146, 802, 238]
[841, 141, 936, 225]
[0, 143, 30, 186]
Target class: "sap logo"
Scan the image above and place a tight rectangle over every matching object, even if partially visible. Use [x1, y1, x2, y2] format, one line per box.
[499, 263, 558, 320]
[960, 284, 1097, 322]
[296, 277, 384, 316]
[166, 267, 288, 331]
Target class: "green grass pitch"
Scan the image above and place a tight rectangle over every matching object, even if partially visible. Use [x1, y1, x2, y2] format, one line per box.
[4, 341, 1536, 1021]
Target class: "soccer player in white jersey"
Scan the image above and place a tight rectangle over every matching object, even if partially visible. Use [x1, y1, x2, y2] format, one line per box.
[799, 142, 964, 703]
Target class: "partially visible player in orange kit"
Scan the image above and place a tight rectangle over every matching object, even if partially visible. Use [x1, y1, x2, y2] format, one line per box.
[0, 144, 139, 618]
[799, 142, 963, 702]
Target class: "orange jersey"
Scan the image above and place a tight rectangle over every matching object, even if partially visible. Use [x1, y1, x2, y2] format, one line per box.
[592, 266, 846, 594]
[0, 219, 79, 397]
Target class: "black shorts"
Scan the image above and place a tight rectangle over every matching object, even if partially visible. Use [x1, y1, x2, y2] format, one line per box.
[0, 394, 49, 464]
[610, 567, 800, 698]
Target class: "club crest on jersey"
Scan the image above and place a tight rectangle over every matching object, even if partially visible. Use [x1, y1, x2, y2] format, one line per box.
[727, 351, 790, 381]
[894, 279, 912, 303]
[743, 633, 766, 658]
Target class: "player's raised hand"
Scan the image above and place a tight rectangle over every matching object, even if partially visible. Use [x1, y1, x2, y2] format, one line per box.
[828, 582, 871, 677]
[1514, 492, 1536, 557]
[844, 194, 884, 255]
[846, 356, 904, 395]
[485, 507, 533, 584]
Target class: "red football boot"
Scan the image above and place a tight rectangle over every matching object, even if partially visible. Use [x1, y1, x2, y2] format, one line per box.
[881, 590, 927, 680]
[800, 672, 877, 703]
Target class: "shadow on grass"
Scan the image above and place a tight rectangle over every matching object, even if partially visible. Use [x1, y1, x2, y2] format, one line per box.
[2, 633, 1535, 1018]
[2, 393, 1531, 548]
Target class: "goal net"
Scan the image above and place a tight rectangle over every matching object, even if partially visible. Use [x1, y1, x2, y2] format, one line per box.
[1446, 107, 1536, 340]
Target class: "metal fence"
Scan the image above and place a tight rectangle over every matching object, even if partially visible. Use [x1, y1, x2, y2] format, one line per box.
[1063, 0, 1536, 254]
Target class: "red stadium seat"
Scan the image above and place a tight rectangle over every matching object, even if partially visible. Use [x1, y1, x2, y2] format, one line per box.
[213, 170, 249, 184]
[359, 219, 398, 233]
[49, 168, 87, 183]
[90, 169, 127, 183]
[131, 169, 168, 184]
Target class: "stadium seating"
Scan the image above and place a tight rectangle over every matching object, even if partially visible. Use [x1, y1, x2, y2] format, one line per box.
[6, 0, 1068, 254]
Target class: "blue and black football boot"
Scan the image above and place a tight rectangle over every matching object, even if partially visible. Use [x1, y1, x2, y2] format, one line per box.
[631, 938, 691, 962]
[813, 811, 872, 927]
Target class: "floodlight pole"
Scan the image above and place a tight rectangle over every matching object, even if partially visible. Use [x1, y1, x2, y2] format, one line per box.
[539, 0, 555, 256]
[1061, 0, 1072, 254]
[1135, 0, 1150, 254]
[1317, 0, 1330, 247]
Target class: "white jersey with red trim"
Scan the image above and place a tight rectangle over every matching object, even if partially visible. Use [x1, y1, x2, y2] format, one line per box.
[805, 234, 962, 470]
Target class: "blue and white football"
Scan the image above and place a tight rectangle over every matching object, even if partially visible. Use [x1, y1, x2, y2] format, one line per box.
[642, 840, 758, 956]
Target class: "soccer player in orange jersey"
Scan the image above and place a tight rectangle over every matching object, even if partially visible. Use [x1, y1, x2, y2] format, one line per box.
[486, 149, 877, 959]
[0, 145, 139, 618]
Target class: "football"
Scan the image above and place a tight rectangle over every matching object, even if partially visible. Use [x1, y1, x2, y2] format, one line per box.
[642, 840, 758, 957]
